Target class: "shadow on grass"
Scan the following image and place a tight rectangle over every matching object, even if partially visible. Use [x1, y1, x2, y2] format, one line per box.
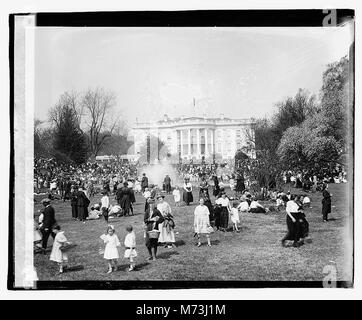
[210, 239, 220, 246]
[157, 251, 179, 260]
[174, 240, 186, 247]
[115, 262, 151, 272]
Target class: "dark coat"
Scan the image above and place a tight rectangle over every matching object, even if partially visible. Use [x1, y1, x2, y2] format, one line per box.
[141, 176, 149, 188]
[116, 187, 135, 215]
[144, 207, 164, 231]
[42, 205, 56, 229]
[76, 190, 90, 220]
[70, 191, 78, 206]
[322, 190, 331, 215]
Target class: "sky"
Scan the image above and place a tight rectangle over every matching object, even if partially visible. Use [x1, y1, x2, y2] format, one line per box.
[34, 26, 353, 127]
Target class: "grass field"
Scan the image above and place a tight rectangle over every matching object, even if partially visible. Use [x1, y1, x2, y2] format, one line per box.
[33, 183, 353, 283]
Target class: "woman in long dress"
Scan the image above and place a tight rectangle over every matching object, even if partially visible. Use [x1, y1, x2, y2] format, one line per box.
[215, 192, 231, 231]
[321, 184, 332, 222]
[157, 194, 176, 248]
[194, 198, 212, 247]
[281, 195, 302, 247]
[212, 175, 220, 197]
[183, 178, 193, 206]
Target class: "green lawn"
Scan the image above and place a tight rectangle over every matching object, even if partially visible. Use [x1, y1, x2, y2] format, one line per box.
[34, 183, 353, 283]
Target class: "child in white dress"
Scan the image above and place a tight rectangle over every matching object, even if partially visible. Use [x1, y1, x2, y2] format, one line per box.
[100, 225, 120, 273]
[124, 225, 137, 271]
[230, 202, 240, 232]
[172, 186, 181, 206]
[49, 225, 69, 274]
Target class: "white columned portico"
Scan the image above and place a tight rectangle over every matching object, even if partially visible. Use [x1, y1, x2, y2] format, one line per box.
[197, 128, 200, 157]
[180, 130, 184, 157]
[188, 128, 191, 158]
[205, 128, 208, 156]
[211, 129, 214, 155]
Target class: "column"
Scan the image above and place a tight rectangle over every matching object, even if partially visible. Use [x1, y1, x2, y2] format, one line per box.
[180, 130, 184, 158]
[197, 128, 200, 158]
[188, 128, 191, 158]
[211, 130, 214, 155]
[205, 128, 208, 156]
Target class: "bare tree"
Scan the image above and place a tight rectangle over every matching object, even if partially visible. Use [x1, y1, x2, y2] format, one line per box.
[49, 91, 82, 130]
[81, 87, 120, 157]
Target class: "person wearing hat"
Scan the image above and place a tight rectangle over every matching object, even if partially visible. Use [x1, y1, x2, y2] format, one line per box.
[70, 185, 78, 220]
[141, 173, 149, 193]
[321, 184, 332, 222]
[116, 181, 135, 216]
[156, 194, 175, 248]
[144, 198, 164, 260]
[76, 186, 90, 222]
[215, 192, 231, 231]
[40, 198, 57, 252]
[182, 178, 193, 206]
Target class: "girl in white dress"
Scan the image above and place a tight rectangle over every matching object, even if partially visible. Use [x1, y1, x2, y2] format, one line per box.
[230, 202, 240, 232]
[124, 225, 137, 271]
[172, 186, 181, 206]
[194, 198, 212, 247]
[157, 195, 176, 248]
[100, 225, 120, 273]
[49, 225, 69, 274]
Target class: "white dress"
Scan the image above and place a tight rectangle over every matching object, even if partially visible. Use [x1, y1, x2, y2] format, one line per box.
[157, 202, 176, 243]
[194, 205, 210, 234]
[230, 208, 240, 224]
[100, 234, 120, 259]
[173, 189, 181, 202]
[50, 231, 68, 263]
[124, 231, 138, 258]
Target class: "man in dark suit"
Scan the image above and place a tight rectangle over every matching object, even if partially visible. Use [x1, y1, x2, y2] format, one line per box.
[40, 198, 57, 252]
[164, 175, 172, 194]
[141, 173, 149, 193]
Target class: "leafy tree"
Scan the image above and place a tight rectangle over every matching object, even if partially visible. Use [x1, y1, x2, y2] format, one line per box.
[277, 113, 341, 174]
[319, 56, 349, 145]
[49, 99, 88, 164]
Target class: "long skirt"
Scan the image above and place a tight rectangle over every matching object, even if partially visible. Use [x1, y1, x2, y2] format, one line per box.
[283, 213, 301, 242]
[296, 212, 309, 238]
[183, 191, 193, 205]
[220, 207, 229, 229]
[214, 205, 221, 229]
[71, 205, 78, 219]
[158, 222, 175, 243]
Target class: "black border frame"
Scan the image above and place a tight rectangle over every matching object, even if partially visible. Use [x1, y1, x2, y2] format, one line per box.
[8, 9, 355, 290]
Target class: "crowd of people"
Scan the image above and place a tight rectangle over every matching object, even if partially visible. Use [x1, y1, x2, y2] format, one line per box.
[33, 156, 343, 275]
[34, 168, 336, 275]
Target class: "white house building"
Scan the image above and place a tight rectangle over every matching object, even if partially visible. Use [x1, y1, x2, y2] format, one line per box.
[130, 114, 256, 163]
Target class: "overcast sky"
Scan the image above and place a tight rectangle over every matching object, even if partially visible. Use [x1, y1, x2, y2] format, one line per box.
[34, 26, 353, 127]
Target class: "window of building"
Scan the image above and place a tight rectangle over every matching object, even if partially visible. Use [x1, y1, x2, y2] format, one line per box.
[217, 143, 222, 153]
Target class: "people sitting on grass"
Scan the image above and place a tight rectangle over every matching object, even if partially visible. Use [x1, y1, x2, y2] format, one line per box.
[249, 197, 267, 213]
[87, 204, 101, 220]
